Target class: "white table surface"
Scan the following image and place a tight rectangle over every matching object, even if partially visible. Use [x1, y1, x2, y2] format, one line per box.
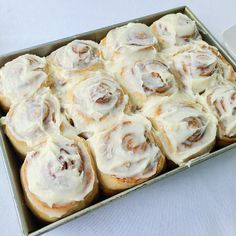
[1, 0, 236, 235]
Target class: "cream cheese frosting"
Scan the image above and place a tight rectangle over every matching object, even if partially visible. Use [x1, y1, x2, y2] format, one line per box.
[0, 54, 47, 104]
[101, 23, 158, 61]
[151, 13, 201, 49]
[142, 93, 217, 165]
[118, 57, 178, 108]
[2, 88, 61, 147]
[47, 40, 103, 86]
[170, 42, 235, 94]
[201, 82, 236, 138]
[64, 71, 128, 136]
[88, 114, 162, 178]
[25, 135, 96, 210]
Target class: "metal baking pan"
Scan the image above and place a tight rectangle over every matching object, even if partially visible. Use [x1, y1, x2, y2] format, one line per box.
[1, 6, 236, 236]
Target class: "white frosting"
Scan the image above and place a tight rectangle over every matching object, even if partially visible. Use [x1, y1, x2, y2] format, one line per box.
[26, 136, 96, 210]
[48, 40, 102, 90]
[142, 93, 217, 165]
[3, 88, 61, 146]
[101, 23, 158, 61]
[88, 114, 162, 178]
[202, 82, 236, 138]
[119, 58, 178, 106]
[0, 54, 47, 104]
[171, 42, 234, 94]
[151, 13, 201, 49]
[65, 71, 128, 136]
[60, 112, 81, 138]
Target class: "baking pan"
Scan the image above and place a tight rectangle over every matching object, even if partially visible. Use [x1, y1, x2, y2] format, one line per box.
[1, 6, 236, 236]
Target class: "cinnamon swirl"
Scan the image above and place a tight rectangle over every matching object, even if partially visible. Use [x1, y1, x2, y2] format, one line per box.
[2, 88, 61, 158]
[47, 40, 103, 100]
[64, 71, 130, 137]
[171, 42, 235, 94]
[150, 13, 201, 49]
[88, 114, 165, 195]
[101, 23, 158, 62]
[118, 58, 178, 109]
[20, 135, 98, 222]
[201, 82, 236, 146]
[0, 54, 48, 111]
[143, 93, 217, 166]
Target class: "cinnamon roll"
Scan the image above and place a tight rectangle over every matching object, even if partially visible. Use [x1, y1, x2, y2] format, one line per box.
[118, 58, 178, 109]
[0, 54, 48, 111]
[143, 93, 217, 166]
[2, 88, 61, 158]
[100, 23, 158, 62]
[171, 42, 235, 94]
[150, 13, 201, 49]
[88, 114, 165, 195]
[64, 71, 130, 137]
[20, 135, 98, 222]
[47, 40, 103, 99]
[201, 82, 236, 146]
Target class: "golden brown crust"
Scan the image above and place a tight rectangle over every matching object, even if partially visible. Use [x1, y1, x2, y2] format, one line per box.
[216, 135, 236, 147]
[98, 154, 166, 196]
[0, 94, 11, 112]
[4, 125, 30, 160]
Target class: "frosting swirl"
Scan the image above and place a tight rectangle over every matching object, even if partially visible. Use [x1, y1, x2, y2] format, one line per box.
[119, 58, 178, 108]
[0, 54, 47, 105]
[202, 82, 236, 139]
[171, 42, 235, 94]
[88, 114, 163, 179]
[101, 23, 158, 61]
[151, 13, 201, 49]
[65, 71, 128, 136]
[143, 93, 217, 165]
[25, 135, 96, 210]
[3, 88, 61, 147]
[48, 40, 103, 87]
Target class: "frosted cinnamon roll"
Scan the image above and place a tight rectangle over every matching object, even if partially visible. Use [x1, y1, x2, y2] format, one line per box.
[201, 82, 236, 146]
[20, 135, 98, 222]
[2, 88, 61, 158]
[101, 23, 158, 62]
[88, 114, 165, 195]
[143, 93, 217, 166]
[118, 58, 178, 109]
[0, 54, 48, 111]
[47, 40, 103, 99]
[150, 13, 201, 49]
[64, 71, 130, 137]
[171, 42, 235, 94]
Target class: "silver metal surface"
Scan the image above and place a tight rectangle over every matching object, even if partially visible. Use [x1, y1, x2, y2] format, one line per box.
[1, 6, 235, 236]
